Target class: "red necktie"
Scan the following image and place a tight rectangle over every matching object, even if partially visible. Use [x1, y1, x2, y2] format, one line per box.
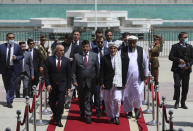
[57, 58, 60, 71]
[84, 54, 88, 68]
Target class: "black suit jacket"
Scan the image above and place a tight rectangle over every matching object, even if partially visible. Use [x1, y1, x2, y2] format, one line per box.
[70, 44, 80, 58]
[92, 46, 109, 56]
[45, 55, 71, 91]
[29, 48, 44, 75]
[100, 54, 115, 89]
[169, 43, 193, 73]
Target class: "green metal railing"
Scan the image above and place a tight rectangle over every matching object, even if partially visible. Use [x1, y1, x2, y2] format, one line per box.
[1, 29, 193, 56]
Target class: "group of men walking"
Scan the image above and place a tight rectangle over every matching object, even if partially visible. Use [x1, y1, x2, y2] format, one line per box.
[0, 30, 192, 127]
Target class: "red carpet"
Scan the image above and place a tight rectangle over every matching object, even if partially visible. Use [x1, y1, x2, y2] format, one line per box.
[46, 117, 56, 131]
[137, 108, 148, 131]
[64, 99, 130, 131]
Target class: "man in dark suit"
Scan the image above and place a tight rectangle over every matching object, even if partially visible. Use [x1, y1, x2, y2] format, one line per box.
[72, 30, 82, 47]
[169, 32, 193, 109]
[46, 45, 71, 127]
[90, 29, 103, 49]
[0, 33, 23, 108]
[104, 29, 114, 48]
[15, 42, 34, 98]
[72, 40, 99, 124]
[62, 34, 80, 61]
[61, 33, 80, 109]
[118, 32, 130, 50]
[92, 36, 109, 114]
[27, 39, 44, 96]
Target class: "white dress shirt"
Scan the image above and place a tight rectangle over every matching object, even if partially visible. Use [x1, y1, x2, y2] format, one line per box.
[6, 44, 14, 66]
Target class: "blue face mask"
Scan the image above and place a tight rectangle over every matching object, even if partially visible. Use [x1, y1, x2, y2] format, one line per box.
[184, 38, 188, 44]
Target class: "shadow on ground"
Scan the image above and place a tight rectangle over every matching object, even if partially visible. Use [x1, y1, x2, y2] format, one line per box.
[174, 121, 193, 127]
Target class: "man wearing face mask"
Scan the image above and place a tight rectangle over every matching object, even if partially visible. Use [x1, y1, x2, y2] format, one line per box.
[169, 32, 193, 109]
[121, 35, 149, 119]
[0, 33, 23, 108]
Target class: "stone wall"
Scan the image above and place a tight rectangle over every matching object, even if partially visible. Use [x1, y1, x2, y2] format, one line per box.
[0, 0, 193, 4]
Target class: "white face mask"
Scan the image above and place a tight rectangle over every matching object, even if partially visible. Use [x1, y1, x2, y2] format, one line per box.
[8, 40, 14, 45]
[184, 38, 188, 43]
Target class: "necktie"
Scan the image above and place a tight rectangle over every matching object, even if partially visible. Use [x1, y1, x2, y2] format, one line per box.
[7, 44, 11, 66]
[100, 49, 103, 57]
[84, 54, 88, 68]
[57, 58, 61, 71]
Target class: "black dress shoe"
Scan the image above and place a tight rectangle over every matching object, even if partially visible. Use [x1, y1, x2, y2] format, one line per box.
[86, 116, 92, 124]
[96, 111, 101, 118]
[65, 104, 70, 109]
[110, 118, 114, 124]
[7, 103, 13, 108]
[174, 103, 179, 109]
[134, 108, 140, 119]
[181, 104, 188, 109]
[115, 117, 120, 125]
[127, 112, 133, 119]
[80, 113, 85, 119]
[56, 121, 63, 127]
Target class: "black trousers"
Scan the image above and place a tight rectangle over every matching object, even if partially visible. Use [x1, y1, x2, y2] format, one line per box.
[77, 84, 92, 116]
[173, 70, 190, 104]
[49, 84, 66, 122]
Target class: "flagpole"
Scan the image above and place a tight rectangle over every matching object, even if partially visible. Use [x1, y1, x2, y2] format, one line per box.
[94, 0, 97, 31]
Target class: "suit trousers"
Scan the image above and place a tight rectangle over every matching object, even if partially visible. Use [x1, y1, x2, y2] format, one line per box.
[2, 67, 17, 104]
[15, 73, 30, 97]
[48, 84, 66, 122]
[91, 85, 101, 112]
[77, 84, 92, 116]
[173, 70, 190, 104]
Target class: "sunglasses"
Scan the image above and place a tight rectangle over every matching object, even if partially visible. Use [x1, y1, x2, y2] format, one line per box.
[40, 39, 46, 41]
[8, 37, 15, 39]
[97, 41, 104, 44]
[28, 42, 34, 45]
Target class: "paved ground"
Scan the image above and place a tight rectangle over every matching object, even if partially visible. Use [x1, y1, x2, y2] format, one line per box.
[0, 57, 193, 131]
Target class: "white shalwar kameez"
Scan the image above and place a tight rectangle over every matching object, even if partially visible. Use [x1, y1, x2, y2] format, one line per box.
[123, 49, 149, 113]
[103, 51, 123, 119]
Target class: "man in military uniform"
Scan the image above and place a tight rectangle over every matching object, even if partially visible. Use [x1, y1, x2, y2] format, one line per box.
[149, 35, 161, 85]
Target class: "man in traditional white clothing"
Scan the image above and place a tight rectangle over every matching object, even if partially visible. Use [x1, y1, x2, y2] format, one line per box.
[121, 36, 149, 119]
[100, 40, 123, 125]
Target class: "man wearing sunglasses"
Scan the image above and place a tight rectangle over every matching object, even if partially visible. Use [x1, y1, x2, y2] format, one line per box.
[0, 33, 23, 108]
[27, 39, 44, 97]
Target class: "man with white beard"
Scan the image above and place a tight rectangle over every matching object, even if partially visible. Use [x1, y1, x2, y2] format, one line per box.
[100, 40, 123, 125]
[121, 36, 149, 119]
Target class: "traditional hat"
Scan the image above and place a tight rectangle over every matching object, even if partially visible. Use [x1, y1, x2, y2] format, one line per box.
[127, 35, 138, 40]
[108, 40, 122, 48]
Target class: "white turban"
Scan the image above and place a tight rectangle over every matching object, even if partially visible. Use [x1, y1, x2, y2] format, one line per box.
[127, 35, 138, 40]
[108, 40, 122, 48]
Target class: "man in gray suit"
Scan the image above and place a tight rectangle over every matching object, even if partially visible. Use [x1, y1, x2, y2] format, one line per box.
[15, 42, 34, 98]
[72, 40, 99, 124]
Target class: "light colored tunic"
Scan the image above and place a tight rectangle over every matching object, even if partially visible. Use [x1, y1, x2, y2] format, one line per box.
[123, 49, 149, 112]
[102, 53, 123, 119]
[103, 86, 122, 119]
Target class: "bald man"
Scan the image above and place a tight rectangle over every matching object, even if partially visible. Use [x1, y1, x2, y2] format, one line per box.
[45, 45, 71, 127]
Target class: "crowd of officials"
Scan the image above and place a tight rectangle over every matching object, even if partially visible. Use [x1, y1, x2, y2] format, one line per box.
[0, 30, 192, 127]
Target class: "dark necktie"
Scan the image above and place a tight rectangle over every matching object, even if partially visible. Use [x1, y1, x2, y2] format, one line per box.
[84, 53, 88, 68]
[7, 44, 11, 66]
[100, 49, 103, 57]
[57, 58, 61, 71]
